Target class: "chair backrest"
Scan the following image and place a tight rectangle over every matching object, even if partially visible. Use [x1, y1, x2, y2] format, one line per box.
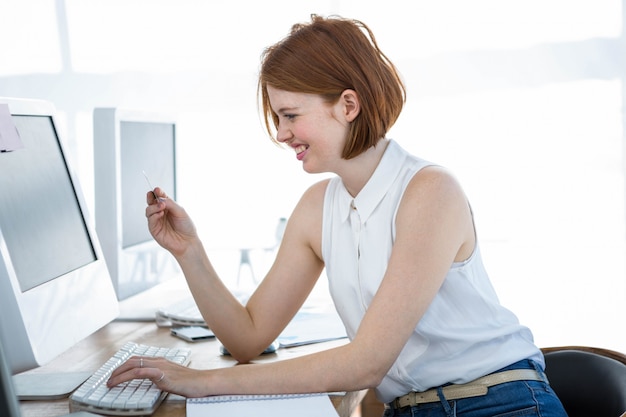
[542, 347, 626, 417]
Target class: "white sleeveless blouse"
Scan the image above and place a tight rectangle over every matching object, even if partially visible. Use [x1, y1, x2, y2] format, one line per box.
[321, 140, 543, 403]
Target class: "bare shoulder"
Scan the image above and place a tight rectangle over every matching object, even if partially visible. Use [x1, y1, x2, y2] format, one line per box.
[403, 165, 467, 207]
[292, 178, 331, 216]
[283, 179, 331, 258]
[303, 178, 331, 198]
[397, 165, 474, 260]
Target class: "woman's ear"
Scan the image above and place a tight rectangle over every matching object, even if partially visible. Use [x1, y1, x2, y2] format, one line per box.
[341, 89, 360, 122]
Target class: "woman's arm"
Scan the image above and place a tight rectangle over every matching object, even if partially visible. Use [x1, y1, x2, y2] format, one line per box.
[146, 181, 328, 363]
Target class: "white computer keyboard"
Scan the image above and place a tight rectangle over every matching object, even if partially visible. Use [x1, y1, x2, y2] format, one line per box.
[156, 298, 206, 327]
[155, 292, 250, 328]
[69, 341, 191, 416]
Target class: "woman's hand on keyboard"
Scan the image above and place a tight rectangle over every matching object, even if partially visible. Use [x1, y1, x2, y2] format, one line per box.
[107, 355, 208, 398]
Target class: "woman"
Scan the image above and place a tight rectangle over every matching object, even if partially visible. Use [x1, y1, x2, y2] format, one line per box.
[108, 15, 568, 416]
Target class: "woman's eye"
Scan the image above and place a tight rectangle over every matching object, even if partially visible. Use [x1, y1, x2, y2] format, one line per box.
[284, 114, 296, 121]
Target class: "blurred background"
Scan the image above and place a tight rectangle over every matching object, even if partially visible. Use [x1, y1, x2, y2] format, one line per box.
[0, 0, 624, 351]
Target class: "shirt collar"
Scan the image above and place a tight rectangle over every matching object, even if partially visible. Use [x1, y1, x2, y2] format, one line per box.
[337, 140, 406, 223]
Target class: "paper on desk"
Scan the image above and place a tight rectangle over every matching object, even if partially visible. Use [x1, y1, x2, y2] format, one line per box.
[0, 104, 23, 152]
[187, 393, 339, 417]
[278, 309, 348, 348]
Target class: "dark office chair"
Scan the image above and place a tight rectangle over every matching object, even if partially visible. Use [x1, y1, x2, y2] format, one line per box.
[541, 346, 626, 417]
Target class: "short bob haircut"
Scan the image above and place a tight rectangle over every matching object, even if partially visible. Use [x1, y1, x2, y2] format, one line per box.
[258, 15, 406, 160]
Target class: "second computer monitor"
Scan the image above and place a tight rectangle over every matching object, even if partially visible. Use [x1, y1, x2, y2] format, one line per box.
[94, 108, 180, 300]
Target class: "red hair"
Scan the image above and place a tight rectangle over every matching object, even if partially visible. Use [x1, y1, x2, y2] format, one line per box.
[258, 15, 406, 159]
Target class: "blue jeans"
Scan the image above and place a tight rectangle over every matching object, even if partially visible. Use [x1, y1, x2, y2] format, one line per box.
[382, 360, 568, 417]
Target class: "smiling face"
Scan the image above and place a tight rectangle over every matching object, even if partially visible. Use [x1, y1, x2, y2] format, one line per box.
[267, 86, 358, 174]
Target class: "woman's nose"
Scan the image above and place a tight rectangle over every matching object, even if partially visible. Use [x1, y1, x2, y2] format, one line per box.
[276, 125, 292, 144]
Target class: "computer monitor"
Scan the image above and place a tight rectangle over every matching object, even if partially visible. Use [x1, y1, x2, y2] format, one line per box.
[0, 97, 119, 375]
[93, 108, 179, 300]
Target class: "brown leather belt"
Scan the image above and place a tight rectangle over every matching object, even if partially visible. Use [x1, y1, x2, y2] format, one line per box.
[388, 369, 544, 409]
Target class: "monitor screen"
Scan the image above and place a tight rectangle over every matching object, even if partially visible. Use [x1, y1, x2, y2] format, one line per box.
[94, 108, 180, 301]
[0, 115, 96, 292]
[0, 97, 119, 375]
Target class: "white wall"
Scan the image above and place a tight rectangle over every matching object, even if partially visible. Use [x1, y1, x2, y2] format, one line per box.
[1, 0, 624, 351]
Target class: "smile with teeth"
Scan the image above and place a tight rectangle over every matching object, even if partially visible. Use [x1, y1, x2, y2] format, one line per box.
[294, 144, 308, 155]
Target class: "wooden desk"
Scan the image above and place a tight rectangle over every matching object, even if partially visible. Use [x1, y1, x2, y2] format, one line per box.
[17, 320, 366, 417]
